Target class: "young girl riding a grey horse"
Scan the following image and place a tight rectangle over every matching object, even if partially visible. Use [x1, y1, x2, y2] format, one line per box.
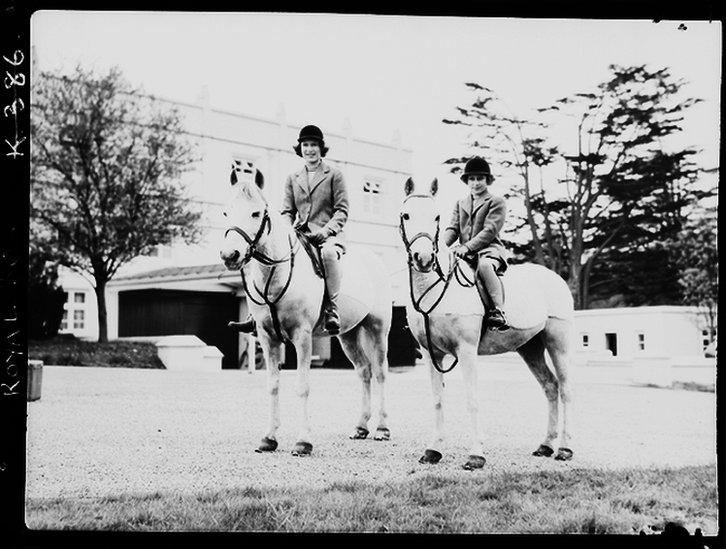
[234, 124, 349, 335]
[445, 156, 509, 330]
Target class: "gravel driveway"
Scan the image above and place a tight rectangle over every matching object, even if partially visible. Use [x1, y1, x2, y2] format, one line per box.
[25, 362, 716, 500]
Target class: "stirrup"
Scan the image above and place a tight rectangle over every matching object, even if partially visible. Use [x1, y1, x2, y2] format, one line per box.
[228, 316, 257, 336]
[486, 309, 509, 332]
[323, 308, 340, 335]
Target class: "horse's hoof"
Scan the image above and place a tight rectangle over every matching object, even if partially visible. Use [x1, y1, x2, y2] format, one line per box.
[462, 455, 486, 470]
[291, 441, 313, 456]
[373, 427, 391, 441]
[418, 449, 442, 464]
[349, 427, 369, 440]
[255, 437, 278, 453]
[532, 444, 554, 457]
[554, 447, 573, 461]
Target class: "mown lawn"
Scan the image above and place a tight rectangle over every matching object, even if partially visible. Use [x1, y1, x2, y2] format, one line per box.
[26, 465, 718, 534]
[28, 336, 164, 369]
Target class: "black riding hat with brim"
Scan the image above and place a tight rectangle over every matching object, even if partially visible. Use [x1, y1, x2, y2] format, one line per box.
[294, 124, 329, 157]
[460, 156, 492, 182]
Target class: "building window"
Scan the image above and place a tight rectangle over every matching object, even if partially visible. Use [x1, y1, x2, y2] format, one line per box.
[60, 310, 68, 331]
[231, 157, 258, 185]
[74, 292, 85, 304]
[637, 333, 645, 351]
[362, 179, 383, 217]
[702, 330, 712, 351]
[581, 333, 589, 348]
[73, 310, 85, 330]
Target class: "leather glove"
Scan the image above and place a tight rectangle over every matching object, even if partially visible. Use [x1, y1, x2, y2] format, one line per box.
[453, 245, 470, 258]
[309, 229, 328, 246]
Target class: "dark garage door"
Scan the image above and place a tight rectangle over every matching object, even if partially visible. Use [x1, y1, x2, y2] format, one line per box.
[119, 289, 242, 369]
[303, 305, 419, 369]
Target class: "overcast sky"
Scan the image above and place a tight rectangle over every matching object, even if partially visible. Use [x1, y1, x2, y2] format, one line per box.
[31, 12, 721, 207]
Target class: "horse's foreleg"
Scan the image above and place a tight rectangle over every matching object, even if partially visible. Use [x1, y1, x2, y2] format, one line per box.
[255, 336, 282, 453]
[518, 334, 559, 457]
[290, 328, 314, 456]
[419, 349, 446, 464]
[460, 348, 486, 470]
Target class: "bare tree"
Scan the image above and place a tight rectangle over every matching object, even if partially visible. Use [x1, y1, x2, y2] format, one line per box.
[31, 66, 202, 341]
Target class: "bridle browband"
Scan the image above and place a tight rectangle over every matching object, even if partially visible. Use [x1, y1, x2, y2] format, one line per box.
[399, 194, 475, 374]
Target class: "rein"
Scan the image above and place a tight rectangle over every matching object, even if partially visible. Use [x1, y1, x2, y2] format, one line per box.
[226, 208, 300, 342]
[399, 203, 476, 374]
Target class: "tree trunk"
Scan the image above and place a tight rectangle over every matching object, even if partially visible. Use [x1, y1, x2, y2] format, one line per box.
[581, 257, 594, 310]
[94, 278, 108, 343]
[521, 171, 547, 266]
[567, 265, 582, 310]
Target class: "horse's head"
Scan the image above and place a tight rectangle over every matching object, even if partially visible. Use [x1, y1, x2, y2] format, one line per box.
[219, 161, 269, 270]
[399, 177, 440, 273]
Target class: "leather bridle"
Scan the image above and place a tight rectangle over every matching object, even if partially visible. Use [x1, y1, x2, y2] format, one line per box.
[224, 207, 300, 342]
[399, 194, 474, 374]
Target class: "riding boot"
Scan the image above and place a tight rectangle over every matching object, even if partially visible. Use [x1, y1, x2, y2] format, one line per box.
[320, 242, 343, 335]
[228, 313, 257, 336]
[324, 295, 341, 335]
[477, 260, 509, 331]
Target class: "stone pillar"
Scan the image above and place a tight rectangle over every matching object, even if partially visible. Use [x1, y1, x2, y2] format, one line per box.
[197, 85, 211, 189]
[342, 117, 353, 179]
[106, 288, 119, 340]
[275, 102, 287, 206]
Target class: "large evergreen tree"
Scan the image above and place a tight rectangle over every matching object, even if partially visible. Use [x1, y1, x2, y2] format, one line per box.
[443, 65, 712, 308]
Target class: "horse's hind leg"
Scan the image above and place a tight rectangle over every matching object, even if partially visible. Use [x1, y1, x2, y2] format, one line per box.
[363, 314, 391, 441]
[517, 333, 559, 458]
[543, 318, 574, 461]
[338, 325, 373, 440]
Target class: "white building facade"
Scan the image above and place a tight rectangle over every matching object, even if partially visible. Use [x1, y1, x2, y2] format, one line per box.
[574, 306, 716, 360]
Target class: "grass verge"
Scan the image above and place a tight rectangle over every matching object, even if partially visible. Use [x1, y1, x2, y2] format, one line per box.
[28, 336, 164, 369]
[25, 464, 717, 534]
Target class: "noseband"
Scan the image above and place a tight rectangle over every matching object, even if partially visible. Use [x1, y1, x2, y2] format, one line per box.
[224, 209, 276, 265]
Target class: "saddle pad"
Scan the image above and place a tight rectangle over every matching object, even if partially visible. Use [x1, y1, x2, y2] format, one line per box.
[454, 262, 547, 330]
[499, 267, 548, 330]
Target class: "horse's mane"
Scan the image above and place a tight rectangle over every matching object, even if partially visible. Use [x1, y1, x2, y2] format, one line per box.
[242, 179, 294, 236]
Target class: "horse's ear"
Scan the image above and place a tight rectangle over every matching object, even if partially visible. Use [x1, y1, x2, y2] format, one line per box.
[404, 177, 415, 196]
[430, 178, 439, 197]
[255, 169, 265, 190]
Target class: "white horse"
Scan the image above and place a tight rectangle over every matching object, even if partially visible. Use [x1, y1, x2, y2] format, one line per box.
[220, 163, 392, 456]
[399, 177, 574, 469]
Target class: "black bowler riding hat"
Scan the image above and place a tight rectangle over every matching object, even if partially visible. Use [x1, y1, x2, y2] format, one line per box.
[460, 156, 493, 182]
[293, 124, 329, 157]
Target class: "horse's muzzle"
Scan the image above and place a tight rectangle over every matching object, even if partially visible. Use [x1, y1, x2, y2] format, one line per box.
[412, 252, 435, 273]
[221, 249, 243, 270]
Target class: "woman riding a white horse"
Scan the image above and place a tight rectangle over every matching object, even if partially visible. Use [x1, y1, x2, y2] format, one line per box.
[220, 126, 392, 456]
[234, 124, 348, 335]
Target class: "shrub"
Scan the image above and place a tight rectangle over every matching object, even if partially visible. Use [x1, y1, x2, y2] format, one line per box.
[27, 250, 66, 340]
